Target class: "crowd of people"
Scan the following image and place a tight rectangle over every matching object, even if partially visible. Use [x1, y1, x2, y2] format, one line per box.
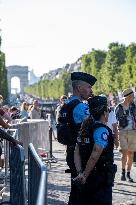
[0, 96, 43, 175]
[0, 71, 135, 205]
[0, 97, 42, 123]
[56, 72, 136, 205]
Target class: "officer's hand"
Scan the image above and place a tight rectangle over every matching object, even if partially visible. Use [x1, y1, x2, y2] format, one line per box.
[12, 139, 23, 146]
[73, 173, 82, 181]
[74, 173, 87, 184]
[79, 173, 87, 184]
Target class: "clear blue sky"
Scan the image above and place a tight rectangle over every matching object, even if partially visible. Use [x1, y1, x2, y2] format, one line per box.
[1, 0, 136, 77]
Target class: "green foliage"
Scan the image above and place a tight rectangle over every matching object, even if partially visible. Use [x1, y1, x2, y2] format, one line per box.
[25, 42, 136, 99]
[0, 38, 8, 99]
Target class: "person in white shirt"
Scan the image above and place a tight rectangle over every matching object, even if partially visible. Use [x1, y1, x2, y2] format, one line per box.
[29, 100, 41, 119]
[107, 108, 119, 149]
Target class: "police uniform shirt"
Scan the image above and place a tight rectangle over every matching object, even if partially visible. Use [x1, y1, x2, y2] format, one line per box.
[65, 95, 89, 124]
[93, 126, 109, 148]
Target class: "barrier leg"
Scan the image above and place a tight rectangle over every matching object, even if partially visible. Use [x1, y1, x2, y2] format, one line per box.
[49, 127, 52, 158]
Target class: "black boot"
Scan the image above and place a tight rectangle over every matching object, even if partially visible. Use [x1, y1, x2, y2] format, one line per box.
[121, 169, 126, 181]
[126, 171, 134, 182]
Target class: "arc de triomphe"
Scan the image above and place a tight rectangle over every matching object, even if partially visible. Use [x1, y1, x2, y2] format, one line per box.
[7, 65, 29, 94]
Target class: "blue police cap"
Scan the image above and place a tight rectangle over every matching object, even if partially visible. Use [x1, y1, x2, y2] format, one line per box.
[71, 72, 97, 86]
[88, 96, 108, 113]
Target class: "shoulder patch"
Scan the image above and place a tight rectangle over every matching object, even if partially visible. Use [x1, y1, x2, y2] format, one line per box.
[84, 108, 89, 115]
[101, 132, 108, 141]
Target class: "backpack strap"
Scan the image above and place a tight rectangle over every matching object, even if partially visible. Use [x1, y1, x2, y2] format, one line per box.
[92, 122, 111, 132]
[67, 99, 81, 124]
[118, 104, 123, 109]
[67, 99, 81, 111]
[115, 103, 125, 119]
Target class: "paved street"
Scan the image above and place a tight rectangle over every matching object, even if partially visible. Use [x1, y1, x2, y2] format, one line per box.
[48, 139, 136, 205]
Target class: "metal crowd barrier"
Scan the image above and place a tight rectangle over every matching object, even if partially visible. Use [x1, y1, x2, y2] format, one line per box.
[9, 144, 26, 205]
[28, 143, 47, 205]
[0, 129, 26, 204]
[0, 129, 19, 199]
[44, 114, 57, 164]
[5, 129, 18, 185]
[11, 119, 50, 159]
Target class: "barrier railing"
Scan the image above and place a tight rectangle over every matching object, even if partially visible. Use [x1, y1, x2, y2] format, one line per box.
[5, 129, 18, 185]
[0, 126, 50, 204]
[9, 144, 26, 205]
[28, 143, 47, 205]
[0, 128, 26, 204]
[0, 129, 18, 193]
[11, 119, 50, 159]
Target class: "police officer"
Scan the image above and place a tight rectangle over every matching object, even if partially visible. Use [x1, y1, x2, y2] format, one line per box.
[74, 96, 116, 205]
[66, 72, 97, 205]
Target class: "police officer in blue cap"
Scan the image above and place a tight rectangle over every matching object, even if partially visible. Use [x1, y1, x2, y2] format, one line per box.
[65, 72, 97, 205]
[74, 96, 117, 205]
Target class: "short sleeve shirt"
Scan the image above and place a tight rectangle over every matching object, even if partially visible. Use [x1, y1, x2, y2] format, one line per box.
[107, 111, 117, 132]
[93, 127, 109, 148]
[29, 108, 41, 119]
[65, 96, 89, 124]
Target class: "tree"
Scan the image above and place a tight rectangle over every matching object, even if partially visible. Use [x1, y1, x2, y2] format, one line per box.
[0, 37, 8, 99]
[25, 42, 136, 99]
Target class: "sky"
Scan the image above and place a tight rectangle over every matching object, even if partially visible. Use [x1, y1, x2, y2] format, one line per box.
[1, 0, 136, 77]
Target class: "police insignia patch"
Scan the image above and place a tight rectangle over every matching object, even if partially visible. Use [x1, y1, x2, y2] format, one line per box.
[84, 108, 89, 115]
[101, 132, 108, 141]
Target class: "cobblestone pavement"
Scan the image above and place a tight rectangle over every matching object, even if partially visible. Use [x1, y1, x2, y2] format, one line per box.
[47, 139, 136, 205]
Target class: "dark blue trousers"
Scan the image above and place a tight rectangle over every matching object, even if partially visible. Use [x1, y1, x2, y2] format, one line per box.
[76, 170, 112, 205]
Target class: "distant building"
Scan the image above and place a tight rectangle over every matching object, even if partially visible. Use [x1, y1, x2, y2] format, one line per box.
[41, 57, 82, 81]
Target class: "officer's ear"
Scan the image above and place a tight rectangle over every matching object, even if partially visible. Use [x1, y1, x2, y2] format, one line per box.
[76, 84, 82, 92]
[104, 108, 109, 118]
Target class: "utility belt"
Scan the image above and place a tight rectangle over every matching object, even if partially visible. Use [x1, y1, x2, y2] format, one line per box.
[95, 163, 117, 187]
[73, 163, 117, 191]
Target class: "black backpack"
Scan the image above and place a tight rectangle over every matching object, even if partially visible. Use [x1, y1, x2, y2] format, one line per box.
[56, 99, 80, 145]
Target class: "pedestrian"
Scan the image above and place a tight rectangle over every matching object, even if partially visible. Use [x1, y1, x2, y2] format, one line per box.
[0, 106, 12, 123]
[0, 94, 12, 123]
[9, 106, 21, 120]
[99, 94, 119, 148]
[29, 100, 41, 119]
[63, 72, 97, 205]
[20, 101, 29, 119]
[115, 88, 136, 182]
[107, 107, 119, 149]
[74, 96, 116, 205]
[55, 95, 68, 124]
[0, 115, 21, 170]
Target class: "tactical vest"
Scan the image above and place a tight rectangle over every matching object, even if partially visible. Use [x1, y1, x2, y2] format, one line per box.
[78, 122, 114, 171]
[116, 103, 136, 128]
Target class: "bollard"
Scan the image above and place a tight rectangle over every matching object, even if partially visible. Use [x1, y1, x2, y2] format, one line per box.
[49, 127, 52, 158]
